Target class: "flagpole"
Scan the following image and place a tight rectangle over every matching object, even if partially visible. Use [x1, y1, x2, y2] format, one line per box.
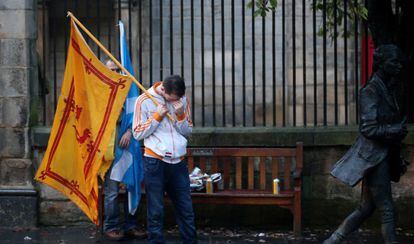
[67, 11, 175, 122]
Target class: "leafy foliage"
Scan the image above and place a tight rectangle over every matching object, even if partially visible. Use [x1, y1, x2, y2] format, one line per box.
[247, 0, 368, 39]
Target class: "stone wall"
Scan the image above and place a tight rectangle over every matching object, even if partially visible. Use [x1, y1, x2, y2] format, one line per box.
[0, 0, 38, 227]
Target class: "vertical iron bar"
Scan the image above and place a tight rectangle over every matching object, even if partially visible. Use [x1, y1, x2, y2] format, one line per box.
[128, 0, 132, 60]
[322, 0, 327, 126]
[150, 0, 153, 85]
[231, 0, 235, 126]
[118, 0, 121, 19]
[272, 10, 276, 126]
[108, 0, 112, 53]
[212, 0, 216, 126]
[344, 0, 348, 125]
[74, 0, 78, 15]
[180, 0, 184, 77]
[191, 0, 195, 124]
[97, 0, 101, 59]
[53, 12, 57, 112]
[252, 2, 256, 126]
[302, 0, 307, 126]
[282, 0, 286, 126]
[262, 13, 266, 126]
[118, 0, 121, 61]
[312, 0, 317, 126]
[86, 0, 90, 44]
[170, 0, 173, 74]
[242, 0, 246, 126]
[42, 0, 46, 125]
[221, 0, 226, 126]
[139, 0, 143, 86]
[364, 0, 368, 84]
[292, 0, 296, 126]
[64, 0, 68, 60]
[201, 0, 205, 126]
[354, 0, 359, 124]
[334, 0, 338, 125]
[160, 0, 163, 80]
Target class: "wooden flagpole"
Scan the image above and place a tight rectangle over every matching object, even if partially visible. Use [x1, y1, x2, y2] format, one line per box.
[67, 11, 175, 122]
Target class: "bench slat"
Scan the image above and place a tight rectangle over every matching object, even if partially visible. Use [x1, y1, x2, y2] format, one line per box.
[236, 157, 242, 189]
[188, 156, 194, 173]
[223, 158, 230, 189]
[248, 157, 254, 190]
[272, 157, 279, 180]
[211, 157, 218, 173]
[260, 157, 266, 190]
[199, 157, 206, 172]
[284, 157, 291, 191]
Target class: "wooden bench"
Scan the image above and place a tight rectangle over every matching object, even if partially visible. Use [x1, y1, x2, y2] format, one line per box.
[98, 142, 303, 236]
[186, 142, 303, 236]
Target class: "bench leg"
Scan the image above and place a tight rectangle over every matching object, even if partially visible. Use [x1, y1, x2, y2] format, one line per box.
[293, 189, 302, 237]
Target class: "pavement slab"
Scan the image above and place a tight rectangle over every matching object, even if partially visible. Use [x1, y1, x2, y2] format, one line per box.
[0, 226, 414, 243]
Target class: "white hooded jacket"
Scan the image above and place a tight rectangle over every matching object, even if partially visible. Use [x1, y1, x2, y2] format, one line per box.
[132, 82, 192, 164]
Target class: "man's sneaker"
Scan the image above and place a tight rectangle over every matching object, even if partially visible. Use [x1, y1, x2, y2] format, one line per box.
[104, 230, 124, 241]
[125, 228, 147, 239]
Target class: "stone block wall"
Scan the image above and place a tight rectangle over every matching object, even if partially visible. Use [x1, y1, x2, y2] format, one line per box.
[0, 0, 38, 227]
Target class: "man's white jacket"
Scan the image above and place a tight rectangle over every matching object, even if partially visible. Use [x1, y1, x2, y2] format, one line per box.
[132, 82, 192, 164]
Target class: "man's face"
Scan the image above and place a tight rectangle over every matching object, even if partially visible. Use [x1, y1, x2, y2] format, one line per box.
[383, 53, 402, 77]
[105, 61, 121, 73]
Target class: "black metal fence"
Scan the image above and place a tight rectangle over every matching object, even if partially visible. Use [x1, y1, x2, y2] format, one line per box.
[37, 0, 371, 128]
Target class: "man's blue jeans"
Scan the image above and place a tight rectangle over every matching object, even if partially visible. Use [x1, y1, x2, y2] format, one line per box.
[103, 166, 138, 232]
[143, 157, 197, 244]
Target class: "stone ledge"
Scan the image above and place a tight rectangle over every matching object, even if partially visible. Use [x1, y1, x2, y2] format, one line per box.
[32, 125, 414, 148]
[0, 188, 36, 196]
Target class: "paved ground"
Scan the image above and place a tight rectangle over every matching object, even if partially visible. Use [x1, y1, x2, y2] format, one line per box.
[1, 226, 414, 243]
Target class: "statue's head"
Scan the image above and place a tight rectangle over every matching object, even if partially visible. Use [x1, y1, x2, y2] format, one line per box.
[373, 44, 403, 78]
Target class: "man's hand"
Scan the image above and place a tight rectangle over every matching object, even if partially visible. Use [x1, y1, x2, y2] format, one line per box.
[172, 101, 185, 116]
[119, 129, 132, 148]
[156, 104, 168, 117]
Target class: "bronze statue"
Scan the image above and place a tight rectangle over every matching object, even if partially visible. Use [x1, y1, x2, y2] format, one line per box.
[324, 44, 409, 244]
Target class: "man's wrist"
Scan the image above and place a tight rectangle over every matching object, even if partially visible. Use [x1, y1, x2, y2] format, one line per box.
[176, 112, 186, 121]
[153, 112, 163, 122]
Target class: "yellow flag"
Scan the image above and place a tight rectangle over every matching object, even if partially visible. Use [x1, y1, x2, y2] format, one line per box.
[35, 19, 132, 224]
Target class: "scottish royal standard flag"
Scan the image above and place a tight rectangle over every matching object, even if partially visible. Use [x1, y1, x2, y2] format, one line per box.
[110, 20, 143, 215]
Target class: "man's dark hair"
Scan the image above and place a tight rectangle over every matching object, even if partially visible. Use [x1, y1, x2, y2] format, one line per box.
[163, 75, 186, 98]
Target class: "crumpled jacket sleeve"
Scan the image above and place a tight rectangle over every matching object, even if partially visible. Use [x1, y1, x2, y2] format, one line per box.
[359, 87, 402, 142]
[132, 97, 162, 141]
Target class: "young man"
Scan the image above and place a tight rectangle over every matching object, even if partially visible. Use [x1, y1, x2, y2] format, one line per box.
[103, 60, 146, 241]
[133, 75, 196, 244]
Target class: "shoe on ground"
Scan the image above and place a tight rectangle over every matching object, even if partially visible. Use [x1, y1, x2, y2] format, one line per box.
[104, 230, 124, 241]
[125, 228, 147, 239]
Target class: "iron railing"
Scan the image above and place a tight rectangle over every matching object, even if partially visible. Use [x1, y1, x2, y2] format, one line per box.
[37, 0, 372, 127]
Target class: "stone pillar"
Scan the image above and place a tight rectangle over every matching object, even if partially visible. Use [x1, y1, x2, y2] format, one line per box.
[0, 0, 38, 227]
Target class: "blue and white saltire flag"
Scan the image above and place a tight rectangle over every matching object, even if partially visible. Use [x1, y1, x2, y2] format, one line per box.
[110, 20, 143, 215]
